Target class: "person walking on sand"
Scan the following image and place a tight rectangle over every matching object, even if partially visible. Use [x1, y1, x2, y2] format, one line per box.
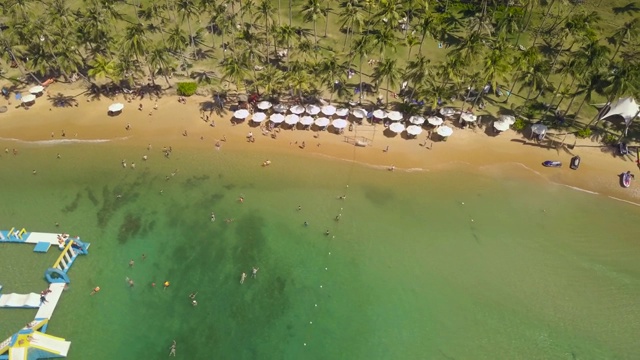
[169, 340, 176, 356]
[240, 272, 247, 284]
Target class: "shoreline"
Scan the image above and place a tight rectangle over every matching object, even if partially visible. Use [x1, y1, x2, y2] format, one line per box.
[1, 83, 639, 204]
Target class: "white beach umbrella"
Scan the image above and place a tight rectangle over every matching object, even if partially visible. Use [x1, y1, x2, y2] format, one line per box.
[437, 125, 453, 137]
[251, 112, 267, 123]
[315, 117, 330, 127]
[332, 119, 348, 129]
[406, 125, 423, 136]
[351, 108, 367, 119]
[387, 111, 403, 121]
[531, 123, 548, 135]
[493, 120, 510, 132]
[270, 113, 285, 123]
[427, 116, 443, 126]
[499, 115, 516, 125]
[440, 107, 455, 117]
[21, 94, 36, 103]
[290, 105, 305, 114]
[108, 103, 124, 112]
[336, 108, 349, 117]
[273, 103, 288, 113]
[409, 115, 425, 125]
[373, 109, 387, 119]
[460, 112, 478, 122]
[284, 114, 299, 125]
[299, 116, 314, 125]
[388, 122, 405, 133]
[306, 104, 320, 115]
[257, 101, 272, 110]
[234, 109, 250, 119]
[29, 85, 44, 94]
[321, 105, 337, 116]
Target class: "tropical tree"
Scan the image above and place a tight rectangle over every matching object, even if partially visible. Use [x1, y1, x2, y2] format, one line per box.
[317, 56, 346, 101]
[255, 0, 276, 63]
[301, 0, 324, 49]
[607, 18, 639, 61]
[371, 58, 401, 105]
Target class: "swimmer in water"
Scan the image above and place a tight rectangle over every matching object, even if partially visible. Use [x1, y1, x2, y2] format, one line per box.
[211, 212, 216, 222]
[240, 272, 247, 284]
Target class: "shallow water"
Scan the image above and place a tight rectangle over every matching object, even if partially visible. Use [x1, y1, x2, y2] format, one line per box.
[1, 141, 640, 359]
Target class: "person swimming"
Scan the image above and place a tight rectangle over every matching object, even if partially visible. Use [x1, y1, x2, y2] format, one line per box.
[240, 272, 247, 284]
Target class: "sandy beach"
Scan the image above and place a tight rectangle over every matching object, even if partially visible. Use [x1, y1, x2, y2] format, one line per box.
[1, 82, 639, 204]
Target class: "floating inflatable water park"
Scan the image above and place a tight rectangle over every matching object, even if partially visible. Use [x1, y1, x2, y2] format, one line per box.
[0, 228, 90, 360]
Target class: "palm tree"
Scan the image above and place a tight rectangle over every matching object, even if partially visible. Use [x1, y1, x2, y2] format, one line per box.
[405, 34, 420, 61]
[148, 44, 174, 86]
[255, 0, 276, 63]
[404, 54, 431, 100]
[317, 56, 345, 101]
[505, 47, 541, 103]
[255, 65, 284, 96]
[517, 57, 551, 104]
[166, 25, 189, 55]
[220, 54, 250, 92]
[177, 0, 199, 53]
[480, 38, 512, 102]
[370, 27, 397, 60]
[351, 35, 372, 104]
[121, 23, 149, 63]
[607, 19, 639, 61]
[301, 0, 324, 50]
[339, 0, 364, 51]
[372, 58, 401, 105]
[88, 54, 117, 83]
[322, 0, 333, 37]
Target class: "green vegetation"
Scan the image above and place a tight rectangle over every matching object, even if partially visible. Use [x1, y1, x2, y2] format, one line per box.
[176, 82, 198, 96]
[0, 0, 639, 138]
[576, 127, 592, 139]
[512, 118, 527, 132]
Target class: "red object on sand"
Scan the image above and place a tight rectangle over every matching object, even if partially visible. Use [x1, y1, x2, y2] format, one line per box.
[42, 79, 55, 87]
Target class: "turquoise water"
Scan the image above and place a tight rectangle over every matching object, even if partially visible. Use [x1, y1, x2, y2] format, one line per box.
[1, 141, 640, 359]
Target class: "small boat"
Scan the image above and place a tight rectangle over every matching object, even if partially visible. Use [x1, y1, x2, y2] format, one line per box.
[570, 156, 581, 170]
[542, 161, 562, 168]
[621, 171, 634, 188]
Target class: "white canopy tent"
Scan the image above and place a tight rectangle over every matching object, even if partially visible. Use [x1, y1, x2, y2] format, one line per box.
[251, 112, 267, 123]
[600, 97, 640, 125]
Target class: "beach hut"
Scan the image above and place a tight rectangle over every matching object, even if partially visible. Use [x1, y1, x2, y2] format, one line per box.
[493, 120, 510, 133]
[233, 109, 250, 120]
[427, 116, 443, 126]
[388, 122, 405, 134]
[440, 108, 455, 117]
[273, 103, 288, 113]
[314, 117, 330, 130]
[373, 109, 387, 119]
[387, 111, 403, 122]
[108, 103, 124, 115]
[21, 94, 36, 105]
[460, 112, 477, 123]
[436, 125, 453, 139]
[257, 101, 272, 110]
[499, 115, 516, 125]
[321, 105, 337, 116]
[406, 125, 423, 137]
[251, 112, 266, 123]
[29, 85, 44, 95]
[269, 113, 285, 125]
[331, 119, 348, 134]
[290, 105, 305, 114]
[306, 104, 320, 115]
[284, 114, 299, 128]
[299, 115, 314, 129]
[409, 116, 425, 125]
[531, 123, 548, 140]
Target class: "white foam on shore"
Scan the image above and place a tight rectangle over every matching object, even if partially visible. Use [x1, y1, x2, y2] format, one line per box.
[607, 196, 640, 207]
[0, 137, 129, 146]
[562, 185, 599, 195]
[314, 152, 429, 172]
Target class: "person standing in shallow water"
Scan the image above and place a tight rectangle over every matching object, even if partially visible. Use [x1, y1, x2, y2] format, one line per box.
[169, 340, 176, 356]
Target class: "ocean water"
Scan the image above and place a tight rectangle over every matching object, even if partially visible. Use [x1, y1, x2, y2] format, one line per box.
[1, 140, 640, 359]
